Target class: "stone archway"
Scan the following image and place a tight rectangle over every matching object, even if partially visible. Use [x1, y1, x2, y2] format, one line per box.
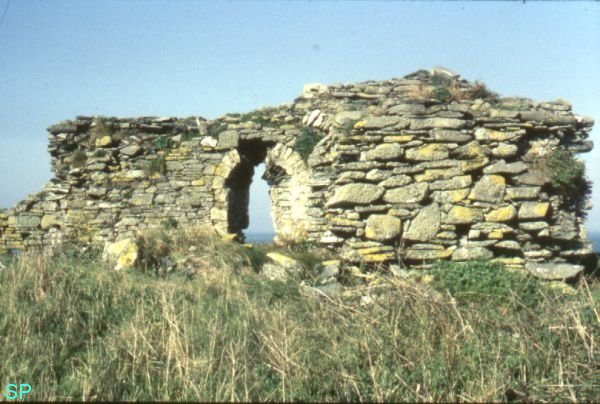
[210, 141, 312, 243]
[263, 144, 312, 244]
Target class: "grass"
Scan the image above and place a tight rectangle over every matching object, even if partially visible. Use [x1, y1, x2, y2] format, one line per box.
[0, 231, 598, 401]
[293, 127, 323, 161]
[547, 149, 587, 195]
[153, 136, 171, 151]
[144, 156, 167, 176]
[530, 148, 588, 207]
[406, 74, 498, 103]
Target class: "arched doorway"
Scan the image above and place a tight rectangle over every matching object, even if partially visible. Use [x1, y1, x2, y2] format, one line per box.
[211, 141, 313, 244]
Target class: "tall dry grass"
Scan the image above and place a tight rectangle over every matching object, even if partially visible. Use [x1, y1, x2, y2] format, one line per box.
[0, 230, 598, 401]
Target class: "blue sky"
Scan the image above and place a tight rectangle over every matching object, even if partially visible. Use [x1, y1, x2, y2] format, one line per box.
[0, 1, 598, 236]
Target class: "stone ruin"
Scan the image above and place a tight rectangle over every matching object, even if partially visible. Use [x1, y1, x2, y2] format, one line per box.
[0, 68, 595, 277]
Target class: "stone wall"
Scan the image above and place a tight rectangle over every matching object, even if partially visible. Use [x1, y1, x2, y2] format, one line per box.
[0, 68, 595, 273]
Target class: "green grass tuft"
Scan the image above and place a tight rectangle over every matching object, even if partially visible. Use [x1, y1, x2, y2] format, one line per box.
[293, 127, 323, 161]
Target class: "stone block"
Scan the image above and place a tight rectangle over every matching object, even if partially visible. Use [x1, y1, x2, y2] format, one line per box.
[525, 262, 583, 280]
[445, 206, 484, 224]
[404, 203, 440, 242]
[383, 182, 429, 204]
[103, 238, 138, 270]
[452, 247, 493, 261]
[326, 184, 384, 207]
[468, 175, 506, 202]
[365, 214, 402, 241]
[405, 144, 449, 161]
[364, 143, 403, 161]
[518, 202, 550, 219]
[485, 206, 517, 222]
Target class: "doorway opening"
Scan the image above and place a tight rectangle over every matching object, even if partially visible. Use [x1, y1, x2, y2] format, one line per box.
[224, 140, 274, 242]
[245, 163, 276, 243]
[220, 141, 311, 245]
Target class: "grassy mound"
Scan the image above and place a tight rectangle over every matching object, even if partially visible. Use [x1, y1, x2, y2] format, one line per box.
[0, 235, 598, 401]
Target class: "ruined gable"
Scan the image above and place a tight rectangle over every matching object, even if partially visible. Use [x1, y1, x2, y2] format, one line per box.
[0, 68, 595, 275]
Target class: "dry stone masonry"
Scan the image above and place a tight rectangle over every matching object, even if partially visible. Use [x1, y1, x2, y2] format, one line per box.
[0, 68, 595, 277]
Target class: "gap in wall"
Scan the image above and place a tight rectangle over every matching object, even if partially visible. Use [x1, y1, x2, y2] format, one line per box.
[245, 163, 276, 243]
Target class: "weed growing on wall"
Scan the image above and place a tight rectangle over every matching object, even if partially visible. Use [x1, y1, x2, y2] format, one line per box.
[294, 127, 323, 160]
[428, 73, 498, 103]
[532, 148, 587, 207]
[547, 149, 586, 193]
[468, 81, 498, 100]
[153, 136, 172, 151]
[145, 156, 167, 177]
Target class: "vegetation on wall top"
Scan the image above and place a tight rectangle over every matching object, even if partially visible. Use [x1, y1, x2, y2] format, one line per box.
[294, 127, 323, 161]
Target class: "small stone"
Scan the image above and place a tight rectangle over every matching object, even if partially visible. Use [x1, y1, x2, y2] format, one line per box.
[354, 116, 409, 130]
[525, 262, 583, 280]
[124, 170, 146, 180]
[513, 172, 550, 186]
[524, 249, 553, 260]
[365, 143, 403, 161]
[404, 246, 453, 261]
[404, 203, 441, 242]
[452, 247, 493, 261]
[406, 144, 449, 161]
[432, 129, 472, 143]
[431, 188, 470, 204]
[120, 145, 142, 156]
[454, 141, 490, 159]
[505, 187, 541, 200]
[103, 239, 138, 271]
[468, 175, 506, 202]
[410, 117, 467, 130]
[494, 240, 521, 250]
[365, 215, 402, 241]
[365, 169, 391, 182]
[95, 135, 113, 148]
[429, 175, 472, 191]
[445, 206, 484, 224]
[485, 206, 517, 222]
[491, 143, 518, 158]
[519, 221, 549, 231]
[483, 160, 527, 175]
[326, 184, 384, 207]
[200, 136, 218, 147]
[380, 175, 412, 188]
[518, 202, 550, 219]
[217, 130, 239, 148]
[460, 157, 490, 173]
[475, 128, 522, 142]
[384, 182, 429, 204]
